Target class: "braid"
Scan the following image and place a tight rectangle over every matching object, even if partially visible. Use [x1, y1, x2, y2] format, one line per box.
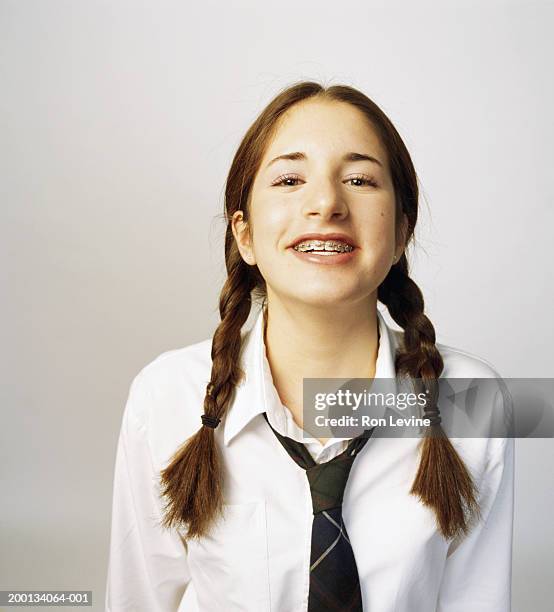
[159, 248, 256, 539]
[378, 254, 480, 539]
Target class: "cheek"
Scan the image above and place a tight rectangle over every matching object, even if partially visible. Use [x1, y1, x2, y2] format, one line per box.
[250, 200, 291, 253]
[358, 200, 396, 243]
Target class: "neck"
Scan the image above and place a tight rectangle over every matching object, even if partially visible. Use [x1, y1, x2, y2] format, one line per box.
[263, 295, 380, 434]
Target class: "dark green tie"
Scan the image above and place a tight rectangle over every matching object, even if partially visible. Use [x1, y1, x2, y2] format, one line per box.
[263, 412, 373, 611]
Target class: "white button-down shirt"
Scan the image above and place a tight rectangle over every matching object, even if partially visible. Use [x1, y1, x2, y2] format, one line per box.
[106, 306, 514, 612]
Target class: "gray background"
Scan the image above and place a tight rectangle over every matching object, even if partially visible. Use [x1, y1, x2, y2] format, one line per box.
[1, 1, 553, 610]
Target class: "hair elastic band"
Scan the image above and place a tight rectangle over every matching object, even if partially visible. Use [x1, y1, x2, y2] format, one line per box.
[423, 411, 442, 426]
[201, 414, 221, 428]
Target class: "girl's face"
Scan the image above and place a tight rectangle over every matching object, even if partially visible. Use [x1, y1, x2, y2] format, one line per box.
[232, 99, 407, 309]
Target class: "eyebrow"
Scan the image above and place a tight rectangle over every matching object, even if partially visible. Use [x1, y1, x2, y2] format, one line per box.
[265, 151, 383, 169]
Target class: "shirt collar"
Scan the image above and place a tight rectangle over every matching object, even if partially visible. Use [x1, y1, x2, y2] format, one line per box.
[223, 304, 400, 446]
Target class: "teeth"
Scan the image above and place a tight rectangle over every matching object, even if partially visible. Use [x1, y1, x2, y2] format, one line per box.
[293, 239, 353, 253]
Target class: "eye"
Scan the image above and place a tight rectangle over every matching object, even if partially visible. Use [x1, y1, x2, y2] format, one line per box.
[271, 173, 379, 188]
[345, 174, 378, 188]
[271, 173, 303, 187]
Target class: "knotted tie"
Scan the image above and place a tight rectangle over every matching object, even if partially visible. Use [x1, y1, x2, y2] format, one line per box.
[263, 412, 373, 611]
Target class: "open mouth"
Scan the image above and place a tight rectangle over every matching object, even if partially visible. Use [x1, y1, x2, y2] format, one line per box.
[288, 241, 358, 265]
[292, 239, 354, 254]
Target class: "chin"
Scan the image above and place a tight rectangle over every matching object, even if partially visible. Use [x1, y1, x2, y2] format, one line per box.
[291, 291, 361, 308]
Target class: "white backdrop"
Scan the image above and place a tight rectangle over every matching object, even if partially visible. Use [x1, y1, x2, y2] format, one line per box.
[1, 1, 553, 610]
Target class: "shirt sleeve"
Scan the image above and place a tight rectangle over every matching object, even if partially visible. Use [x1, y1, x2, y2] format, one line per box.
[436, 436, 515, 612]
[105, 371, 193, 611]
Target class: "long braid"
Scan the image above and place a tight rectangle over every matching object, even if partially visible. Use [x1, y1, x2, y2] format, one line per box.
[378, 254, 480, 539]
[159, 246, 256, 539]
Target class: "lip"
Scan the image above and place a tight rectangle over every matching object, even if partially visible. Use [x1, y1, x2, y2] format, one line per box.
[289, 246, 358, 266]
[288, 232, 358, 249]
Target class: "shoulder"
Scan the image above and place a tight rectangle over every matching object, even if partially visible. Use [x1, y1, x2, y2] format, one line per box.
[392, 329, 512, 466]
[433, 340, 512, 475]
[124, 336, 214, 468]
[137, 336, 213, 391]
[436, 340, 503, 379]
[390, 328, 503, 378]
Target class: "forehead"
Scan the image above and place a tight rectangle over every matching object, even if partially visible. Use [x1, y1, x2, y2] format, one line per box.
[261, 99, 387, 165]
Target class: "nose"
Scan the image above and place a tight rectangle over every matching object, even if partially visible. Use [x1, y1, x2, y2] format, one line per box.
[301, 177, 348, 221]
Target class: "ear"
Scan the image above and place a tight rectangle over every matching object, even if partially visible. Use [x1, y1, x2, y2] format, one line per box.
[231, 210, 257, 266]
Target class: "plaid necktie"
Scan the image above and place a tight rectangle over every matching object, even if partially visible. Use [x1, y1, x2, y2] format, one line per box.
[263, 412, 373, 611]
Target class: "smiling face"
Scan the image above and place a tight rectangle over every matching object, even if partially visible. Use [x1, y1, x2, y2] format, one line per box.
[232, 98, 408, 309]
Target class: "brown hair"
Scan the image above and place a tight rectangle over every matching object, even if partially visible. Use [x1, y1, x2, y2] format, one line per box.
[160, 80, 479, 541]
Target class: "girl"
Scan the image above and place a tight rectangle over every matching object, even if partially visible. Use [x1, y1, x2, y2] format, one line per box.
[106, 81, 514, 611]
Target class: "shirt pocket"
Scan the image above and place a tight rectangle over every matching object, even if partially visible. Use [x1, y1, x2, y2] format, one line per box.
[187, 500, 271, 612]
